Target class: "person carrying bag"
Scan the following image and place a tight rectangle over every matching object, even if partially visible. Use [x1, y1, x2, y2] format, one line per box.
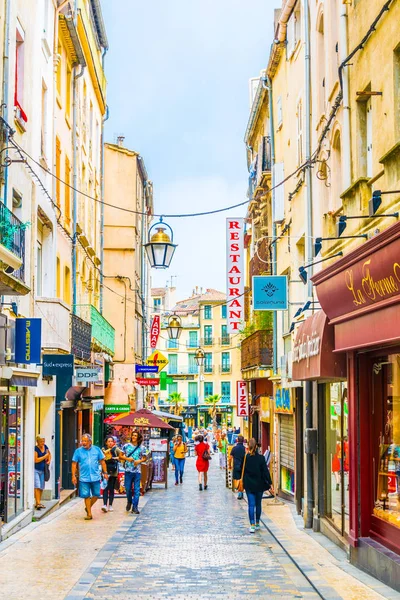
[242, 438, 272, 533]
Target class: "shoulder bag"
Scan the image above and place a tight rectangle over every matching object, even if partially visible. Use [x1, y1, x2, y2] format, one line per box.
[44, 461, 50, 482]
[236, 453, 247, 492]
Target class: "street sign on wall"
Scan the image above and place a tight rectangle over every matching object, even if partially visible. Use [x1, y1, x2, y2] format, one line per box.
[252, 276, 288, 311]
[236, 381, 249, 417]
[75, 368, 99, 382]
[136, 377, 160, 386]
[226, 218, 245, 334]
[15, 318, 42, 364]
[150, 315, 160, 349]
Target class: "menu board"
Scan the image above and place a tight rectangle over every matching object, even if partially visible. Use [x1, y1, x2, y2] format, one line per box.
[152, 451, 168, 487]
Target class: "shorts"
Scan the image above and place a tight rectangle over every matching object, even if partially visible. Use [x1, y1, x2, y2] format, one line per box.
[79, 480, 101, 499]
[34, 469, 45, 490]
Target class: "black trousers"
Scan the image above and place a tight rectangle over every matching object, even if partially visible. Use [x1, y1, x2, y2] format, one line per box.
[103, 475, 117, 505]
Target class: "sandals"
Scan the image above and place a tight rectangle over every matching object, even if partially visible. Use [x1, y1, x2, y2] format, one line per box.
[84, 515, 93, 520]
[35, 505, 42, 510]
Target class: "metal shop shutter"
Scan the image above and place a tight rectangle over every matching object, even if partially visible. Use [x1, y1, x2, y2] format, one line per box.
[279, 414, 295, 471]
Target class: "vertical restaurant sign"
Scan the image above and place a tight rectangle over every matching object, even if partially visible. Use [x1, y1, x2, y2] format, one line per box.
[236, 380, 249, 417]
[15, 318, 42, 364]
[150, 315, 160, 349]
[226, 218, 245, 334]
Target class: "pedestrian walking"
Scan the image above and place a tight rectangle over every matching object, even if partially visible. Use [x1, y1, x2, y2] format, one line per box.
[34, 434, 51, 510]
[71, 434, 108, 520]
[218, 432, 227, 469]
[229, 434, 246, 500]
[122, 430, 149, 514]
[241, 438, 272, 533]
[173, 434, 187, 485]
[195, 434, 211, 491]
[101, 436, 124, 512]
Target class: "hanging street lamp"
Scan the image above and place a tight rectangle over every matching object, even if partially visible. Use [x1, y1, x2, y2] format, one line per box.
[167, 315, 182, 340]
[144, 218, 177, 269]
[194, 347, 205, 367]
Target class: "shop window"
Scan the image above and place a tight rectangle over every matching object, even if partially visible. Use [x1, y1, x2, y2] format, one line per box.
[0, 395, 23, 524]
[372, 354, 400, 530]
[325, 382, 349, 536]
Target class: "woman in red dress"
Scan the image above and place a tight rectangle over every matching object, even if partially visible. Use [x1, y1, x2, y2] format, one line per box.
[195, 435, 210, 491]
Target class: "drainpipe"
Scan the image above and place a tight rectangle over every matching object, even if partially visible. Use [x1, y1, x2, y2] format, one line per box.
[302, 0, 315, 529]
[140, 177, 147, 409]
[340, 1, 351, 190]
[2, 0, 10, 207]
[99, 47, 109, 314]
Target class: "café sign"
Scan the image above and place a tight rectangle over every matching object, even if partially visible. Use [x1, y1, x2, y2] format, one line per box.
[236, 380, 249, 417]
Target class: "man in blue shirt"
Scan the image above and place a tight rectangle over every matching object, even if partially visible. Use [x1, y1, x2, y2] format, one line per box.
[72, 434, 108, 520]
[122, 430, 149, 514]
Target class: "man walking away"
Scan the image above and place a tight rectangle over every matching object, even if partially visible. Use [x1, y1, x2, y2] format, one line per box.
[229, 435, 246, 499]
[173, 435, 187, 485]
[72, 434, 108, 520]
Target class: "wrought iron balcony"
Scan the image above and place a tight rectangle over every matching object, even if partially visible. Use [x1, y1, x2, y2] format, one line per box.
[74, 304, 115, 356]
[186, 340, 199, 348]
[71, 313, 92, 362]
[219, 335, 230, 346]
[0, 201, 26, 283]
[203, 365, 214, 374]
[221, 395, 231, 404]
[220, 365, 232, 374]
[167, 364, 199, 375]
[201, 337, 214, 347]
[241, 330, 273, 370]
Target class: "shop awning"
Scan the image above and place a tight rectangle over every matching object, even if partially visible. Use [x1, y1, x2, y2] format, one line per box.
[152, 409, 183, 422]
[65, 386, 88, 400]
[106, 408, 174, 429]
[1, 367, 40, 387]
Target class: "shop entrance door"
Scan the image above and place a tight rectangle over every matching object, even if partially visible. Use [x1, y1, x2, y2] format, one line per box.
[0, 394, 24, 524]
[62, 407, 76, 490]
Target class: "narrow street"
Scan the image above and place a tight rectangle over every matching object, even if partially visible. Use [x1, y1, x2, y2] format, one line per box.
[0, 458, 395, 600]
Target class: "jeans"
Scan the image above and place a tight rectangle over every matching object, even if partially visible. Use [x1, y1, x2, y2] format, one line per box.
[246, 490, 263, 525]
[103, 475, 117, 506]
[125, 471, 141, 508]
[174, 458, 185, 483]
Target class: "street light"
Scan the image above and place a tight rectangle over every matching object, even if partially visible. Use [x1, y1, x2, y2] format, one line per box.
[167, 315, 182, 340]
[194, 347, 205, 367]
[144, 218, 177, 269]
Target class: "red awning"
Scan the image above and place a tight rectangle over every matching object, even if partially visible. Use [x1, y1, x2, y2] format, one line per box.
[106, 408, 174, 429]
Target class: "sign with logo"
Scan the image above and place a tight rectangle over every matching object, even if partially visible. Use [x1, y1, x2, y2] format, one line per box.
[170, 374, 195, 380]
[274, 387, 293, 414]
[15, 318, 42, 364]
[146, 350, 169, 372]
[75, 368, 99, 382]
[105, 404, 130, 413]
[226, 218, 245, 334]
[150, 315, 161, 349]
[253, 276, 288, 311]
[135, 364, 159, 374]
[43, 354, 74, 376]
[236, 381, 249, 417]
[136, 377, 160, 386]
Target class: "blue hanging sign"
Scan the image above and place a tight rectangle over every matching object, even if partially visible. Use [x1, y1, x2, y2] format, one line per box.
[43, 354, 74, 376]
[252, 276, 288, 311]
[15, 318, 42, 364]
[135, 364, 159, 374]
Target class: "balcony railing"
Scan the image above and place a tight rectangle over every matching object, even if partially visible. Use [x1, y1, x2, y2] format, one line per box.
[186, 341, 199, 348]
[35, 297, 71, 353]
[201, 337, 214, 347]
[221, 395, 231, 404]
[204, 365, 214, 374]
[167, 365, 199, 375]
[71, 313, 92, 362]
[220, 365, 231, 374]
[188, 397, 198, 406]
[241, 330, 273, 370]
[219, 335, 230, 346]
[74, 304, 115, 355]
[0, 201, 25, 281]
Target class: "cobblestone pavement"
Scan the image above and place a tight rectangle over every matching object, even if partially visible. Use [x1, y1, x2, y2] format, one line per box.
[70, 459, 321, 600]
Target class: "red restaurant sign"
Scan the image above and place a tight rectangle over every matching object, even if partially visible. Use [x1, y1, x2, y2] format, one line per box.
[136, 377, 160, 386]
[236, 380, 249, 417]
[226, 218, 245, 334]
[150, 315, 160, 349]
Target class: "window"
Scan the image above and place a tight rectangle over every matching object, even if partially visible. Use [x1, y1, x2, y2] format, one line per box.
[204, 352, 212, 373]
[221, 324, 229, 345]
[168, 382, 177, 395]
[167, 338, 178, 349]
[273, 163, 285, 222]
[221, 304, 227, 319]
[188, 354, 198, 374]
[168, 354, 178, 374]
[221, 382, 231, 403]
[188, 331, 198, 348]
[357, 89, 372, 178]
[204, 382, 213, 398]
[286, 4, 301, 59]
[56, 256, 61, 298]
[64, 266, 71, 305]
[296, 100, 303, 167]
[188, 382, 197, 406]
[204, 305, 212, 320]
[204, 325, 212, 345]
[366, 98, 373, 178]
[221, 352, 230, 373]
[36, 240, 43, 296]
[276, 95, 283, 129]
[15, 21, 27, 124]
[65, 156, 71, 225]
[55, 138, 61, 207]
[153, 297, 162, 312]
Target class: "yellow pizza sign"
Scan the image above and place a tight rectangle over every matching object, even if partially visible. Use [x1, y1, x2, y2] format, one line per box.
[146, 350, 169, 372]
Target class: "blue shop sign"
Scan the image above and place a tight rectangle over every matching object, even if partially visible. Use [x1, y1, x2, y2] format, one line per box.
[253, 276, 288, 311]
[43, 354, 74, 376]
[135, 364, 159, 374]
[15, 318, 42, 364]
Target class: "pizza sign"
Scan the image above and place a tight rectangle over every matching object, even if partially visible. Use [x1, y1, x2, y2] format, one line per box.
[236, 381, 249, 417]
[150, 315, 160, 349]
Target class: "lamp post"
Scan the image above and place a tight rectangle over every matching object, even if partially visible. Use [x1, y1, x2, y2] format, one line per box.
[167, 315, 182, 340]
[144, 218, 177, 269]
[194, 348, 205, 427]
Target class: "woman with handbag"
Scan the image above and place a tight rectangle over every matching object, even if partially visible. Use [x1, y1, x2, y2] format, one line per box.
[195, 435, 211, 491]
[173, 435, 187, 485]
[101, 436, 124, 512]
[34, 434, 51, 510]
[240, 438, 272, 533]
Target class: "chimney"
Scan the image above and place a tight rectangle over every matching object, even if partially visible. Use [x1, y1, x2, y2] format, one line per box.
[117, 135, 125, 147]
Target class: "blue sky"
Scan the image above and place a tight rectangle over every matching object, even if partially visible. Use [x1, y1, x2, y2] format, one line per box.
[102, 0, 281, 301]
